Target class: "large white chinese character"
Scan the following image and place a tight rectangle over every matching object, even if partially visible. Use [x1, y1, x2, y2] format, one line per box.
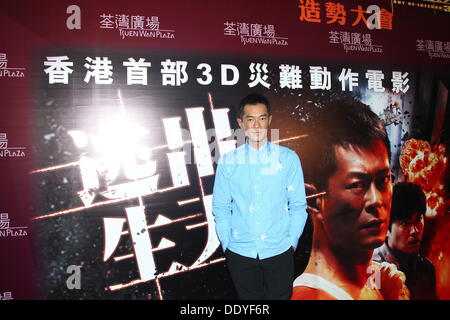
[44, 56, 74, 84]
[0, 53, 7, 69]
[391, 71, 410, 94]
[0, 133, 7, 149]
[84, 57, 113, 84]
[146, 16, 160, 30]
[338, 68, 358, 91]
[435, 41, 444, 53]
[0, 213, 10, 229]
[224, 22, 237, 36]
[69, 117, 158, 205]
[115, 14, 130, 29]
[425, 40, 434, 51]
[340, 31, 351, 44]
[238, 22, 250, 36]
[416, 39, 426, 51]
[131, 16, 145, 29]
[351, 32, 361, 45]
[251, 23, 263, 37]
[100, 14, 114, 29]
[161, 59, 188, 86]
[103, 205, 159, 282]
[362, 33, 372, 46]
[309, 66, 331, 90]
[263, 25, 275, 38]
[366, 69, 385, 92]
[279, 64, 302, 89]
[248, 63, 270, 88]
[444, 42, 450, 53]
[329, 31, 340, 44]
[123, 58, 151, 85]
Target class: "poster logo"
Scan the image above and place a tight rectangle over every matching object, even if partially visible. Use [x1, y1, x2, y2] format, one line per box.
[0, 213, 28, 238]
[329, 31, 383, 54]
[66, 5, 81, 30]
[0, 133, 26, 158]
[224, 21, 288, 46]
[100, 14, 175, 40]
[66, 265, 82, 290]
[416, 39, 450, 59]
[0, 53, 25, 78]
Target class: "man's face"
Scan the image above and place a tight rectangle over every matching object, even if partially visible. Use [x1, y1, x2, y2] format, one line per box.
[237, 103, 272, 147]
[388, 213, 425, 255]
[320, 139, 393, 253]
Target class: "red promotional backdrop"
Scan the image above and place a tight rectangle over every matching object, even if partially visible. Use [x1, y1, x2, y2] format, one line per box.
[0, 0, 449, 300]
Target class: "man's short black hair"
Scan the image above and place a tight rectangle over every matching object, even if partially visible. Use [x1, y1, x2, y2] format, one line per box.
[308, 97, 391, 191]
[238, 93, 271, 119]
[389, 182, 427, 229]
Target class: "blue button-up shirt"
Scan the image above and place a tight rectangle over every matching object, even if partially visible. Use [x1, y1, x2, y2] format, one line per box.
[212, 142, 308, 259]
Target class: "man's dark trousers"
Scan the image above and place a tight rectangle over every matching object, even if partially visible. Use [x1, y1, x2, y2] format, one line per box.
[225, 247, 294, 300]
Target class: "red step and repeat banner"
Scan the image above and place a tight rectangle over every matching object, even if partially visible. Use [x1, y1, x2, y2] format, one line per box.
[0, 0, 449, 300]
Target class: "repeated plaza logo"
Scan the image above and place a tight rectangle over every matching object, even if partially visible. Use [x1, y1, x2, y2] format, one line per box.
[416, 39, 450, 59]
[0, 213, 28, 238]
[329, 31, 383, 54]
[224, 21, 288, 46]
[0, 53, 25, 78]
[0, 133, 26, 158]
[99, 14, 175, 40]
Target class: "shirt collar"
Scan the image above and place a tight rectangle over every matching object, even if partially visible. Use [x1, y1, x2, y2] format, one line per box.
[246, 141, 270, 154]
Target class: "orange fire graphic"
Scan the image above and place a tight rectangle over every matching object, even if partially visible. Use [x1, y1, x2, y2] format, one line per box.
[400, 138, 449, 299]
[400, 139, 447, 218]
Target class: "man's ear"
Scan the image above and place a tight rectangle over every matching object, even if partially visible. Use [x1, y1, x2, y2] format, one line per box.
[305, 183, 325, 221]
[314, 195, 325, 222]
[237, 117, 244, 130]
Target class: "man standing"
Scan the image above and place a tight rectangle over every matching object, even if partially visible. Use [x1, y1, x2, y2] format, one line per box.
[291, 98, 409, 300]
[212, 93, 308, 300]
[373, 182, 438, 300]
